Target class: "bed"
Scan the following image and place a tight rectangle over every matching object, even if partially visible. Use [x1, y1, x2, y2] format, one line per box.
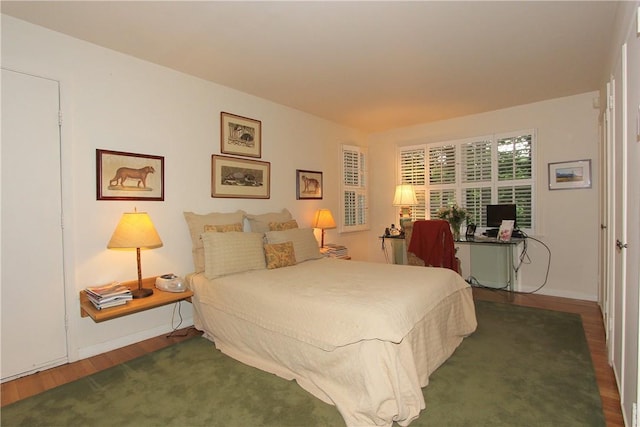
[183, 210, 477, 427]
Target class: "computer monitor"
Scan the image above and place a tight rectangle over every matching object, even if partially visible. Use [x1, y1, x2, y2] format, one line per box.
[486, 204, 517, 228]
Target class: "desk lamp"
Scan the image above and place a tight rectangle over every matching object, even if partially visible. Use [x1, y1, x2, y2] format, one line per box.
[107, 210, 163, 298]
[392, 184, 418, 229]
[312, 209, 336, 248]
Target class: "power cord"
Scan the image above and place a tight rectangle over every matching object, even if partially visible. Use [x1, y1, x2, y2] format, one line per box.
[513, 234, 551, 295]
[165, 300, 188, 338]
[466, 275, 511, 291]
[381, 236, 392, 264]
[467, 230, 551, 295]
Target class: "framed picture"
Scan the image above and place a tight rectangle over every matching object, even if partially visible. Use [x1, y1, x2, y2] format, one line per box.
[96, 149, 164, 201]
[211, 155, 270, 199]
[296, 169, 323, 200]
[548, 159, 592, 190]
[220, 112, 262, 158]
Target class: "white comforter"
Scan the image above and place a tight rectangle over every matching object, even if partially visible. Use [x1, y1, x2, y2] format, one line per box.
[190, 258, 477, 426]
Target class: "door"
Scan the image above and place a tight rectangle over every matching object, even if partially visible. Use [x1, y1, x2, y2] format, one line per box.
[611, 44, 625, 387]
[1, 69, 68, 381]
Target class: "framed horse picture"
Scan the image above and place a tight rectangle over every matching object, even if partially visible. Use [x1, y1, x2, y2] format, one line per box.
[296, 169, 323, 200]
[96, 149, 165, 201]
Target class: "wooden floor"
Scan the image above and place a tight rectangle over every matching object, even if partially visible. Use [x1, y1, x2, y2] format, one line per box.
[1, 289, 624, 426]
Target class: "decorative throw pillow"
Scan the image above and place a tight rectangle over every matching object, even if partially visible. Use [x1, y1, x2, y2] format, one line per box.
[201, 231, 266, 279]
[203, 223, 243, 232]
[183, 210, 246, 272]
[264, 241, 297, 269]
[246, 209, 292, 233]
[265, 228, 322, 262]
[269, 219, 298, 231]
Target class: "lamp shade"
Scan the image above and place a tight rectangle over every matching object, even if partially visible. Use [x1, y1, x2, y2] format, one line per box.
[392, 184, 418, 206]
[312, 209, 336, 229]
[107, 212, 163, 250]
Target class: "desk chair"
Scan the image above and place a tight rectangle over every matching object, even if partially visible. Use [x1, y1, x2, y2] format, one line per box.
[405, 220, 460, 274]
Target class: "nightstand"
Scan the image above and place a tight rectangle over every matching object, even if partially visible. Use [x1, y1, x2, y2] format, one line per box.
[80, 276, 193, 322]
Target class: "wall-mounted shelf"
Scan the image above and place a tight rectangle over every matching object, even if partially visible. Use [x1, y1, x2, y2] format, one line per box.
[80, 276, 193, 323]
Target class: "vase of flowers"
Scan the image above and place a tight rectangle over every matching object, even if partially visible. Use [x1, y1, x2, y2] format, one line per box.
[435, 204, 471, 241]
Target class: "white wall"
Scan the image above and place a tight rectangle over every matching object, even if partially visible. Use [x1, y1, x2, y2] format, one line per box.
[1, 15, 365, 361]
[367, 93, 601, 301]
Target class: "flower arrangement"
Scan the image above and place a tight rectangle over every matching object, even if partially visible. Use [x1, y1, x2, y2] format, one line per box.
[435, 204, 471, 239]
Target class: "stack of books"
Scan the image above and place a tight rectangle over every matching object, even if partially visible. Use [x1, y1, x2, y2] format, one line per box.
[85, 282, 132, 310]
[321, 243, 349, 259]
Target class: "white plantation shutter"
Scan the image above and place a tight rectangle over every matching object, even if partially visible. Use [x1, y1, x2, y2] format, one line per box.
[496, 133, 533, 229]
[428, 145, 456, 185]
[462, 140, 492, 183]
[428, 189, 456, 218]
[427, 144, 456, 216]
[397, 130, 535, 233]
[398, 147, 426, 220]
[463, 187, 492, 226]
[341, 145, 368, 232]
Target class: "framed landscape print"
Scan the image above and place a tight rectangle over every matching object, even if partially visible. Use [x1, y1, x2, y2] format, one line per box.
[220, 112, 262, 158]
[211, 155, 270, 199]
[96, 149, 164, 201]
[548, 159, 592, 190]
[296, 169, 323, 199]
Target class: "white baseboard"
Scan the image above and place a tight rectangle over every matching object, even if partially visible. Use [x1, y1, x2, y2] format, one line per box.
[77, 317, 194, 360]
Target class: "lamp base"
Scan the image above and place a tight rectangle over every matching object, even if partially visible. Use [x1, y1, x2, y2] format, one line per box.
[132, 287, 153, 299]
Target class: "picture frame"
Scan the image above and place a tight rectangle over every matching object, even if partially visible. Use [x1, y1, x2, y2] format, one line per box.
[220, 112, 262, 158]
[211, 155, 270, 199]
[296, 169, 323, 200]
[96, 149, 164, 201]
[548, 159, 592, 190]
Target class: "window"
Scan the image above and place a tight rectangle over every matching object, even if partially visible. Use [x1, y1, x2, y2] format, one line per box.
[341, 144, 369, 232]
[397, 130, 535, 232]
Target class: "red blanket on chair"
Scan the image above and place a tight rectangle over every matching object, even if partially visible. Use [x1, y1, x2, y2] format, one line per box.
[407, 220, 459, 273]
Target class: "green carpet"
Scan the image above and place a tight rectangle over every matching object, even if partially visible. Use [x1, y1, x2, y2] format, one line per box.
[2, 300, 605, 427]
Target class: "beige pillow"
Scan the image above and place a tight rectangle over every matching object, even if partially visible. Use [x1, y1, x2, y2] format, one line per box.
[202, 231, 266, 279]
[183, 210, 246, 272]
[269, 219, 298, 231]
[265, 228, 322, 262]
[246, 209, 292, 233]
[264, 241, 297, 269]
[203, 223, 243, 232]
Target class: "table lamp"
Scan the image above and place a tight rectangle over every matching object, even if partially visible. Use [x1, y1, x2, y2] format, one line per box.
[107, 210, 163, 298]
[312, 209, 336, 248]
[392, 184, 418, 226]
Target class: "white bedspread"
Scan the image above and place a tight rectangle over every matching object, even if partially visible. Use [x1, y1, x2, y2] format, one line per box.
[189, 258, 477, 426]
[193, 258, 469, 350]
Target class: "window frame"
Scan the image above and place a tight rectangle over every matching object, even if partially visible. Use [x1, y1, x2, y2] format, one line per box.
[396, 129, 536, 234]
[340, 144, 369, 233]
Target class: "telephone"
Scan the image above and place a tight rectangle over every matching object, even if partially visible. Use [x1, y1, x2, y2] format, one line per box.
[384, 224, 403, 238]
[155, 274, 187, 293]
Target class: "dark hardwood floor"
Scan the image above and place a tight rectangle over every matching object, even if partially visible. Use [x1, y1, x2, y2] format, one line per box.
[1, 289, 624, 426]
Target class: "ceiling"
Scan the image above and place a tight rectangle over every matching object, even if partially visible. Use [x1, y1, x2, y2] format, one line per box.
[1, 1, 620, 133]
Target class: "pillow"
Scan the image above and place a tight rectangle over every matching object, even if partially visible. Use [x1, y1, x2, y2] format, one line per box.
[269, 219, 298, 231]
[265, 228, 322, 262]
[183, 210, 246, 272]
[246, 209, 292, 233]
[203, 223, 243, 232]
[202, 231, 266, 279]
[264, 241, 297, 269]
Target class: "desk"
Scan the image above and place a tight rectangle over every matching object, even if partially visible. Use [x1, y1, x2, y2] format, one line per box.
[456, 237, 524, 291]
[384, 235, 524, 291]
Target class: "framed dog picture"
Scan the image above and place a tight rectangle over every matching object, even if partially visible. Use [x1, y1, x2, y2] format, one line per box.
[96, 149, 164, 201]
[296, 169, 323, 200]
